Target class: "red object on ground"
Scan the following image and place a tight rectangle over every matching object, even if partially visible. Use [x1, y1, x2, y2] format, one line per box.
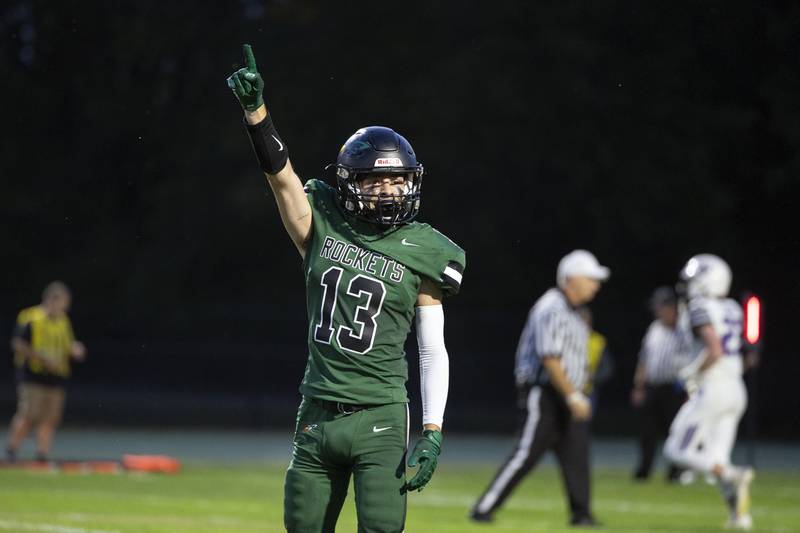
[0, 455, 181, 474]
[122, 454, 182, 474]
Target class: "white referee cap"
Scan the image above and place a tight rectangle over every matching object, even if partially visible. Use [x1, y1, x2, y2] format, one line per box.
[557, 250, 611, 285]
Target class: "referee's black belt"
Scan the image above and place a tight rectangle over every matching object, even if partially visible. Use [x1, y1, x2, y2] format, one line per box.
[312, 398, 376, 415]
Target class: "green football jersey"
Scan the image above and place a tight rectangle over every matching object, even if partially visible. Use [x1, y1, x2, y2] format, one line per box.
[299, 179, 466, 405]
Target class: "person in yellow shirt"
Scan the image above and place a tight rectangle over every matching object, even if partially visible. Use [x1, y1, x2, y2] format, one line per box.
[6, 281, 86, 461]
[578, 306, 615, 407]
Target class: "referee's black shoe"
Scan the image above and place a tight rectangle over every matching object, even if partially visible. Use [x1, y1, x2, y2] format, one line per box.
[469, 509, 493, 523]
[570, 515, 603, 528]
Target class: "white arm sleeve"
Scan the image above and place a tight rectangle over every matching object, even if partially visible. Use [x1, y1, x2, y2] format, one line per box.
[416, 304, 449, 428]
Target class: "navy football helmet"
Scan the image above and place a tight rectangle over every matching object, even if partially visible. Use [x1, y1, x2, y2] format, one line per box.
[327, 126, 423, 225]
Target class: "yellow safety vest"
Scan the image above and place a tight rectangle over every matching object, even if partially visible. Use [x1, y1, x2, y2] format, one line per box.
[15, 305, 75, 378]
[584, 330, 607, 394]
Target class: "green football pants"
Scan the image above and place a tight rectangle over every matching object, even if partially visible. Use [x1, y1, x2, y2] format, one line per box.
[284, 397, 409, 533]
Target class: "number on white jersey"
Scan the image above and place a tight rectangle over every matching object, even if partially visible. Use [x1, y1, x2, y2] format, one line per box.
[689, 297, 743, 357]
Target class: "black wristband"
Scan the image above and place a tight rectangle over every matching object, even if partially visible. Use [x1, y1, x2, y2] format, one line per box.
[244, 113, 289, 175]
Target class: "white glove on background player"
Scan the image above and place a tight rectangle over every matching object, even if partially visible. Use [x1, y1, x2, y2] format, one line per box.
[683, 375, 700, 396]
[678, 349, 708, 396]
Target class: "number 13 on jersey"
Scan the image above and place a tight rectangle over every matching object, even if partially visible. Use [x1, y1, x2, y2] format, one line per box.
[313, 267, 387, 354]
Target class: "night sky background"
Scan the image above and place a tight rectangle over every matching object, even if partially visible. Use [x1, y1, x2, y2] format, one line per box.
[1, 1, 798, 438]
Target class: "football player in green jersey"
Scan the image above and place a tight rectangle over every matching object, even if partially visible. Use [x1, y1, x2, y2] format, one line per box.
[227, 44, 465, 532]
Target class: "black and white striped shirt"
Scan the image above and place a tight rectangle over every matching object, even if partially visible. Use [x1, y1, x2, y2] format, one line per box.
[514, 288, 589, 390]
[639, 320, 691, 385]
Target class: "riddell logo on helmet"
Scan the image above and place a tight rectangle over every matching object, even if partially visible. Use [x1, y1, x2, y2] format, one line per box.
[374, 158, 403, 167]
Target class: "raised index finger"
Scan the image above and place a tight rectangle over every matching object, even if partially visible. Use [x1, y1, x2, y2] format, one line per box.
[242, 44, 257, 72]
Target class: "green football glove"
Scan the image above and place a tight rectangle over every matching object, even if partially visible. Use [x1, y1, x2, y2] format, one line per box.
[227, 44, 265, 112]
[403, 429, 442, 493]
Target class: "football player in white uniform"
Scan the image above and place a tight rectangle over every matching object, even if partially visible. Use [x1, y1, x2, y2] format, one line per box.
[663, 254, 754, 530]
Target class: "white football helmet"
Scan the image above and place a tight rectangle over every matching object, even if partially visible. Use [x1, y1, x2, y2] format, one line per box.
[679, 254, 732, 299]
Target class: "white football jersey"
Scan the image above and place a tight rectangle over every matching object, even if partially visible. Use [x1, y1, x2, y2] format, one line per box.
[683, 296, 744, 379]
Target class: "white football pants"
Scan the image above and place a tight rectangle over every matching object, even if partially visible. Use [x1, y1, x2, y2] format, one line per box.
[663, 376, 747, 474]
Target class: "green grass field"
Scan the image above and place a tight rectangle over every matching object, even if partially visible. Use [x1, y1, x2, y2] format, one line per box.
[1, 464, 798, 533]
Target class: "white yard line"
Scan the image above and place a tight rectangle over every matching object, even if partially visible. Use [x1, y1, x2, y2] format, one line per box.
[0, 520, 119, 533]
[414, 493, 800, 518]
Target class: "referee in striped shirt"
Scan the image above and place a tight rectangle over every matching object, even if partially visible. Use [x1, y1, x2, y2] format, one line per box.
[631, 286, 691, 481]
[471, 250, 610, 527]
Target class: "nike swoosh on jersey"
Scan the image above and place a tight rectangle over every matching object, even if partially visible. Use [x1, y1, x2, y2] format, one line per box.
[271, 134, 284, 152]
[372, 426, 392, 433]
[401, 238, 420, 247]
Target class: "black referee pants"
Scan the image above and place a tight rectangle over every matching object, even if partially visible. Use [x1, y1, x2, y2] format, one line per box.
[472, 385, 592, 522]
[633, 382, 686, 480]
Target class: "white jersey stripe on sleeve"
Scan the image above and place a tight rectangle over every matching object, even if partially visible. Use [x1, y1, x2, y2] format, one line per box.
[443, 266, 462, 285]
